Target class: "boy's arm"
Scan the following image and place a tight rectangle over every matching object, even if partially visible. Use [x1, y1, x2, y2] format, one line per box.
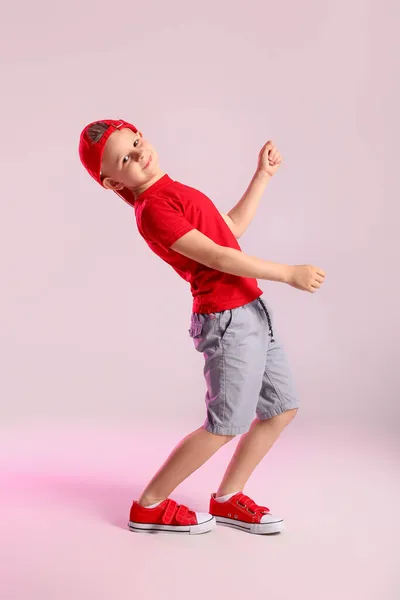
[223, 140, 283, 238]
[219, 211, 241, 239]
[226, 170, 271, 238]
[170, 229, 325, 292]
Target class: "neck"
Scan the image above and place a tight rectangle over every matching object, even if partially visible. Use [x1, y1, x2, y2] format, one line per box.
[131, 170, 166, 199]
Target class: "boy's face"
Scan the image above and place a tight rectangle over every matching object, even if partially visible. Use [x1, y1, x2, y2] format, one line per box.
[101, 127, 160, 195]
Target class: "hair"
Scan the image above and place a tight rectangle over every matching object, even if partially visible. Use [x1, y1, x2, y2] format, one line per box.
[86, 121, 110, 180]
[87, 121, 109, 143]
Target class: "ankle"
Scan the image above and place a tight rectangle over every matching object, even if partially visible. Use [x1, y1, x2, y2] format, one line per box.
[138, 494, 167, 508]
[216, 489, 242, 499]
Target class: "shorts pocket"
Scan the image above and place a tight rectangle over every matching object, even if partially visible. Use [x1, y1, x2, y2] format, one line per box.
[188, 313, 220, 353]
[188, 321, 203, 338]
[218, 309, 234, 341]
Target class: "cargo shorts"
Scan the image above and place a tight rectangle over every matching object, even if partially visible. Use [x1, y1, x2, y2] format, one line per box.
[188, 296, 299, 435]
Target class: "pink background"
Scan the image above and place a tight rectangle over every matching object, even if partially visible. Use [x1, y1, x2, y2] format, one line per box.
[1, 0, 399, 598]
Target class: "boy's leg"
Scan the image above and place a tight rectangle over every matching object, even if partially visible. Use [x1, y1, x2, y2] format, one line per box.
[138, 427, 234, 507]
[145, 298, 293, 509]
[136, 301, 255, 509]
[216, 408, 297, 496]
[216, 297, 299, 496]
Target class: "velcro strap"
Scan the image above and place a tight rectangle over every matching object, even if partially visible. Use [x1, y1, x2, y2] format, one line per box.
[175, 504, 189, 524]
[161, 499, 177, 525]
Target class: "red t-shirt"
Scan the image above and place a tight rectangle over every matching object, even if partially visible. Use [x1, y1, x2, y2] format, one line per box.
[134, 174, 263, 313]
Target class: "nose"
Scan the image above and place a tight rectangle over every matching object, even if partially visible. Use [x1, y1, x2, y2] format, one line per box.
[133, 147, 144, 162]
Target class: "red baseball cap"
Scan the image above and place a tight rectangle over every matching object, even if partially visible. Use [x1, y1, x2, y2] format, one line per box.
[79, 118, 138, 207]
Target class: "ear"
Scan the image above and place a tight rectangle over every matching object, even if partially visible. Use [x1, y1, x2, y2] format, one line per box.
[102, 177, 125, 191]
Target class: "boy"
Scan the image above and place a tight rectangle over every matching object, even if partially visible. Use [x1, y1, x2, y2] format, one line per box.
[79, 119, 325, 536]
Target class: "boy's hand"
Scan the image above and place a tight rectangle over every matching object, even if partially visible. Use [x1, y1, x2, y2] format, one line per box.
[257, 141, 283, 176]
[286, 265, 326, 293]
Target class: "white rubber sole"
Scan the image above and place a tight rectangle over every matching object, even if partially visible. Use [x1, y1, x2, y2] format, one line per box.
[128, 516, 216, 535]
[215, 516, 284, 535]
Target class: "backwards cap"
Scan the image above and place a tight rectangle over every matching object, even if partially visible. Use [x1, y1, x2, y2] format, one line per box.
[79, 119, 138, 207]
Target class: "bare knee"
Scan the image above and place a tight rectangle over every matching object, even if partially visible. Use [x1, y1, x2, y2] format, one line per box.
[203, 427, 236, 444]
[284, 408, 298, 423]
[269, 408, 298, 427]
[219, 433, 236, 444]
[217, 433, 237, 445]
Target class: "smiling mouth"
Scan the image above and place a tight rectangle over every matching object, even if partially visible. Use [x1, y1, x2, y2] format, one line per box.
[143, 155, 152, 169]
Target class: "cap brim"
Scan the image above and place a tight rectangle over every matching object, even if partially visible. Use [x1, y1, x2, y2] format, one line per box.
[114, 187, 136, 207]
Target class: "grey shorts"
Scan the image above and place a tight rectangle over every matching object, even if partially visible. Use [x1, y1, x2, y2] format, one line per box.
[188, 296, 299, 435]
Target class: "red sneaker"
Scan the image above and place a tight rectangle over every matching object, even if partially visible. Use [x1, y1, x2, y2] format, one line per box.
[128, 498, 216, 535]
[209, 492, 284, 535]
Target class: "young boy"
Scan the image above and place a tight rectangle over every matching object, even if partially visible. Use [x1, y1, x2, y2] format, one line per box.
[79, 119, 325, 536]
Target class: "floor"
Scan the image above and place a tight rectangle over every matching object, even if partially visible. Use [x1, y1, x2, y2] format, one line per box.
[1, 421, 399, 600]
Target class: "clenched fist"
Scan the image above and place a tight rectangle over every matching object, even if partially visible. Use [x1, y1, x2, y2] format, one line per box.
[258, 141, 282, 176]
[287, 265, 325, 293]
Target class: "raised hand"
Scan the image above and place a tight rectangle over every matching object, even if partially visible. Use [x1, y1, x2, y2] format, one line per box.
[258, 141, 283, 177]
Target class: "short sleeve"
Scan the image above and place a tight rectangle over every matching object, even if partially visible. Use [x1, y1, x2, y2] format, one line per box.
[139, 197, 195, 251]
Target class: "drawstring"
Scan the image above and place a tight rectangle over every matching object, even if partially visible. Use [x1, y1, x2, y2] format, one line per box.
[258, 298, 275, 342]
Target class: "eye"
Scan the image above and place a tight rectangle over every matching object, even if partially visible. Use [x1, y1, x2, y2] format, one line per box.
[121, 138, 139, 166]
